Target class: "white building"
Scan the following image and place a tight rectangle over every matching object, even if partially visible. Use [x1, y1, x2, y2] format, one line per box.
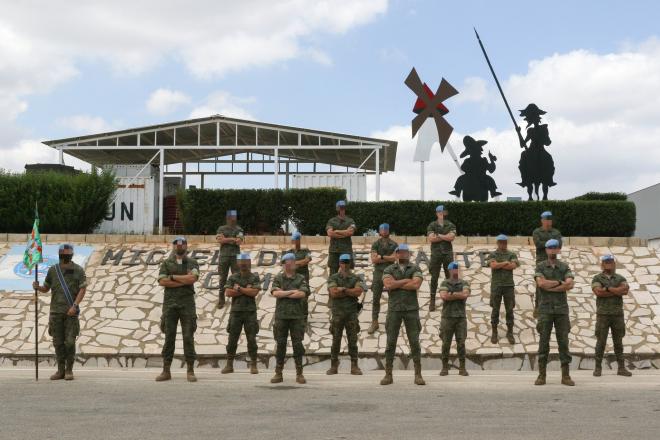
[628, 182, 660, 247]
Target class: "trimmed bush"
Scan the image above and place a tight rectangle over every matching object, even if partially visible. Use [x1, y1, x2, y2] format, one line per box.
[573, 192, 627, 201]
[0, 169, 116, 233]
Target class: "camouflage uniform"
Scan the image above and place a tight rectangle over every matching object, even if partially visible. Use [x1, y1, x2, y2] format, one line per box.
[592, 272, 628, 366]
[439, 279, 469, 362]
[327, 272, 365, 362]
[370, 237, 398, 321]
[224, 271, 261, 361]
[532, 227, 562, 313]
[44, 263, 87, 368]
[326, 216, 356, 275]
[487, 249, 519, 327]
[158, 254, 200, 364]
[217, 224, 244, 302]
[426, 220, 457, 300]
[284, 247, 312, 321]
[272, 272, 310, 368]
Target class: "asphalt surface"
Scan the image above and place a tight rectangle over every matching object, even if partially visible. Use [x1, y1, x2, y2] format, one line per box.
[1, 367, 659, 440]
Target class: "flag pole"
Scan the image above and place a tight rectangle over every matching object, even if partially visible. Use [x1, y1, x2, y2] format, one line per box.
[34, 263, 39, 381]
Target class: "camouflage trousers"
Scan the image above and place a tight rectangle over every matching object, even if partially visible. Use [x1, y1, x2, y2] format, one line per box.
[226, 311, 259, 360]
[273, 318, 305, 366]
[490, 286, 516, 326]
[371, 269, 385, 321]
[595, 314, 626, 363]
[384, 310, 422, 367]
[440, 317, 467, 361]
[161, 293, 197, 363]
[536, 313, 571, 366]
[328, 252, 354, 276]
[48, 313, 80, 364]
[429, 254, 452, 298]
[329, 311, 360, 361]
[218, 255, 238, 300]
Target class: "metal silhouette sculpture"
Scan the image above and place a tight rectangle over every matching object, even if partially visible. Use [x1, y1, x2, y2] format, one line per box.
[405, 67, 458, 150]
[449, 135, 501, 201]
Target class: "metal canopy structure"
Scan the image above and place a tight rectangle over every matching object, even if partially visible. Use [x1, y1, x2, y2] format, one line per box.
[43, 114, 397, 233]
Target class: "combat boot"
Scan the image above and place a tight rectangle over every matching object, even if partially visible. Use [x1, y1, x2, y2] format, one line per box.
[295, 365, 306, 384]
[249, 359, 259, 374]
[350, 359, 363, 375]
[64, 360, 74, 381]
[561, 364, 575, 386]
[458, 359, 469, 376]
[617, 360, 632, 377]
[413, 360, 426, 385]
[270, 364, 283, 383]
[490, 325, 498, 344]
[155, 362, 172, 382]
[50, 362, 65, 380]
[221, 357, 234, 374]
[429, 296, 436, 312]
[326, 360, 339, 375]
[367, 320, 379, 334]
[506, 324, 515, 345]
[439, 358, 449, 376]
[380, 365, 393, 385]
[186, 361, 197, 382]
[534, 363, 546, 386]
[593, 361, 602, 377]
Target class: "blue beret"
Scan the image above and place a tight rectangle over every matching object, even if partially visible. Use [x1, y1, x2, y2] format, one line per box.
[395, 244, 410, 252]
[226, 210, 237, 217]
[541, 211, 553, 219]
[379, 223, 390, 231]
[172, 236, 187, 245]
[339, 253, 352, 261]
[496, 234, 508, 241]
[291, 231, 301, 240]
[58, 243, 74, 251]
[545, 239, 560, 248]
[600, 254, 615, 262]
[237, 253, 251, 261]
[447, 261, 459, 270]
[336, 200, 346, 208]
[282, 252, 296, 262]
[436, 205, 445, 212]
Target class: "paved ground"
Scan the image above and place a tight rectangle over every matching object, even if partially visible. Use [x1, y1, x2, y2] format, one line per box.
[2, 368, 659, 440]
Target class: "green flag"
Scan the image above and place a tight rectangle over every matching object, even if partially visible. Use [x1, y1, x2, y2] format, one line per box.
[23, 204, 43, 271]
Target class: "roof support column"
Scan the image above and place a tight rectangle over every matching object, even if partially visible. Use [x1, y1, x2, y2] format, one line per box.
[375, 147, 380, 201]
[58, 148, 64, 165]
[274, 130, 279, 188]
[159, 148, 164, 235]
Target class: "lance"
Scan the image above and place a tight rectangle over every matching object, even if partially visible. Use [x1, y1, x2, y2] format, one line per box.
[474, 28, 527, 149]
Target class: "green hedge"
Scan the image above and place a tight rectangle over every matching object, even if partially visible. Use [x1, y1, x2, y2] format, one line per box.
[573, 192, 628, 201]
[0, 170, 116, 233]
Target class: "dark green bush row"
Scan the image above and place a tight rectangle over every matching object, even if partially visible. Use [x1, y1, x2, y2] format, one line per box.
[0, 170, 116, 233]
[572, 192, 628, 201]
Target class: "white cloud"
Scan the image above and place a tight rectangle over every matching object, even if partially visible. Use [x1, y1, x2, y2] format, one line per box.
[56, 115, 113, 134]
[189, 91, 256, 120]
[146, 89, 191, 116]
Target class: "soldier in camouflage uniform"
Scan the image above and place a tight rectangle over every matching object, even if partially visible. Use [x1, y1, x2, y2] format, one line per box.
[380, 244, 426, 386]
[532, 211, 562, 316]
[270, 253, 310, 384]
[592, 254, 632, 377]
[221, 253, 261, 375]
[426, 205, 456, 312]
[438, 262, 470, 376]
[367, 223, 398, 334]
[216, 209, 244, 309]
[33, 243, 87, 381]
[534, 239, 575, 386]
[326, 254, 365, 375]
[487, 234, 520, 344]
[156, 237, 200, 382]
[326, 200, 356, 276]
[284, 231, 312, 325]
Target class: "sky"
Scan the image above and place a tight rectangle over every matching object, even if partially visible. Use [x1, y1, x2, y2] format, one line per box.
[2, 0, 660, 201]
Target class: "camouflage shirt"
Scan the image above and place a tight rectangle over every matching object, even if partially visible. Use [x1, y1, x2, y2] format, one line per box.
[157, 254, 200, 297]
[487, 249, 520, 287]
[271, 271, 309, 319]
[534, 259, 574, 315]
[371, 237, 398, 272]
[532, 227, 562, 263]
[326, 215, 356, 253]
[382, 263, 423, 312]
[426, 220, 457, 256]
[327, 271, 365, 314]
[592, 272, 627, 315]
[225, 271, 261, 312]
[439, 278, 470, 318]
[43, 262, 87, 315]
[217, 224, 244, 257]
[284, 247, 311, 280]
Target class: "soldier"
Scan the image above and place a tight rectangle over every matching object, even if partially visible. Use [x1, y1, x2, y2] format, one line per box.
[270, 253, 310, 384]
[488, 234, 520, 344]
[285, 231, 312, 325]
[532, 211, 562, 316]
[367, 223, 398, 334]
[32, 243, 87, 381]
[326, 254, 365, 375]
[534, 239, 575, 386]
[156, 237, 200, 382]
[380, 244, 425, 386]
[216, 209, 244, 309]
[592, 254, 632, 377]
[438, 262, 470, 376]
[326, 200, 356, 276]
[427, 205, 456, 312]
[221, 253, 261, 375]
